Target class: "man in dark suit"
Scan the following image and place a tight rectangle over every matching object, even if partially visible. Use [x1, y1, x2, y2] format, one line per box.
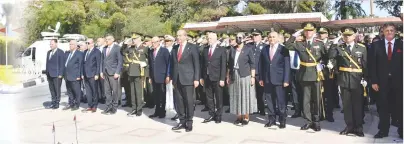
[101, 35, 123, 115]
[82, 38, 101, 113]
[45, 39, 65, 109]
[171, 30, 200, 132]
[63, 40, 84, 111]
[96, 38, 107, 104]
[200, 32, 227, 124]
[328, 27, 367, 137]
[284, 22, 327, 131]
[371, 23, 403, 139]
[250, 28, 267, 116]
[259, 31, 290, 129]
[149, 36, 170, 118]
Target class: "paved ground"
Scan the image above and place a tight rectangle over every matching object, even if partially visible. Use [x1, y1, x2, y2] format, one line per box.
[1, 82, 402, 144]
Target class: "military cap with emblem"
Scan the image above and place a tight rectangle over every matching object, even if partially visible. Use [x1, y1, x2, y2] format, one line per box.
[164, 35, 175, 41]
[284, 33, 291, 38]
[229, 34, 236, 40]
[301, 22, 317, 31]
[221, 33, 229, 39]
[251, 28, 263, 35]
[132, 32, 143, 39]
[144, 35, 152, 42]
[341, 26, 357, 35]
[318, 27, 329, 34]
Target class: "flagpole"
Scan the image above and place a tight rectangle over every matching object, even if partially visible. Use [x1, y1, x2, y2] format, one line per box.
[74, 115, 78, 144]
[5, 25, 7, 65]
[52, 122, 56, 144]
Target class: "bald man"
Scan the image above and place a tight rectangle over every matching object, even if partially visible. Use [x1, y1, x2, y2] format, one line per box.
[171, 30, 200, 132]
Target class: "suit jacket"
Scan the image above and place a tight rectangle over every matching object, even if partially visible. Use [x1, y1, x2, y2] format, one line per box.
[259, 44, 290, 85]
[149, 47, 170, 84]
[228, 45, 255, 80]
[370, 39, 403, 88]
[64, 50, 84, 81]
[248, 42, 267, 79]
[101, 44, 123, 75]
[46, 48, 65, 78]
[170, 42, 200, 86]
[83, 48, 101, 78]
[201, 45, 227, 81]
[285, 36, 326, 82]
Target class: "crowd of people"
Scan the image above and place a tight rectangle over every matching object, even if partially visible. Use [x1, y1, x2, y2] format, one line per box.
[44, 21, 403, 138]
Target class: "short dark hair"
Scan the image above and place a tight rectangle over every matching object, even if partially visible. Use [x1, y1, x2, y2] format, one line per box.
[50, 39, 58, 43]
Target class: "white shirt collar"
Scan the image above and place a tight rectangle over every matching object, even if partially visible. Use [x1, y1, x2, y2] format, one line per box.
[270, 43, 279, 49]
[385, 39, 395, 45]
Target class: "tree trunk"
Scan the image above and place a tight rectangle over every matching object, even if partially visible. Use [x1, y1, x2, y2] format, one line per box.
[340, 1, 348, 20]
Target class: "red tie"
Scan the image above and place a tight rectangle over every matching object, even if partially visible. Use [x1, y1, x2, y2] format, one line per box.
[208, 46, 213, 60]
[388, 42, 392, 61]
[153, 49, 157, 58]
[177, 43, 183, 61]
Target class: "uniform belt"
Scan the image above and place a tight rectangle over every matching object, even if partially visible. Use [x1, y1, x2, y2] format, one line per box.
[123, 64, 129, 67]
[339, 67, 362, 73]
[300, 62, 317, 67]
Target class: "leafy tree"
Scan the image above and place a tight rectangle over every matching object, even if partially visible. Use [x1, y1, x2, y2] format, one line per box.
[334, 0, 366, 20]
[374, 0, 403, 17]
[243, 3, 267, 15]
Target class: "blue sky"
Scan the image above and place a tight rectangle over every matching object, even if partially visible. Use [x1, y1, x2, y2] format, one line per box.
[361, 1, 390, 17]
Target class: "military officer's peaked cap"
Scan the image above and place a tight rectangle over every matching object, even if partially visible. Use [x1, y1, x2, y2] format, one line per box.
[341, 26, 357, 35]
[132, 32, 143, 39]
[301, 22, 316, 31]
[221, 33, 229, 39]
[250, 28, 263, 35]
[284, 33, 291, 38]
[229, 34, 236, 40]
[164, 35, 175, 41]
[318, 27, 329, 34]
[144, 35, 152, 42]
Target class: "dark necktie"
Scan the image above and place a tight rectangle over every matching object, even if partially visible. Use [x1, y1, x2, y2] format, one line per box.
[388, 42, 392, 61]
[293, 52, 299, 68]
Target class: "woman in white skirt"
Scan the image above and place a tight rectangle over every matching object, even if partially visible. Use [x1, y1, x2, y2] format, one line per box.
[227, 33, 257, 125]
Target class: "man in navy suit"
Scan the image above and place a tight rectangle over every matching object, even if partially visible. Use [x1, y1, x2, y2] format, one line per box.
[63, 40, 84, 111]
[45, 39, 65, 109]
[82, 38, 101, 113]
[371, 23, 403, 139]
[148, 36, 170, 118]
[259, 31, 290, 129]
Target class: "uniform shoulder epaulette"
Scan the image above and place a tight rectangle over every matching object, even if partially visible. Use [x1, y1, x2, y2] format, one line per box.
[357, 43, 365, 47]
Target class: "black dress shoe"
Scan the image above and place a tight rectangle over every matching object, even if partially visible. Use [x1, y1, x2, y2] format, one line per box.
[241, 119, 249, 125]
[52, 105, 59, 109]
[203, 116, 215, 123]
[259, 111, 266, 116]
[201, 107, 209, 112]
[374, 131, 388, 138]
[264, 122, 276, 128]
[215, 117, 221, 123]
[339, 127, 353, 135]
[127, 109, 137, 116]
[233, 119, 242, 125]
[279, 123, 286, 129]
[312, 124, 321, 131]
[185, 125, 193, 132]
[149, 113, 159, 118]
[291, 113, 301, 118]
[122, 104, 132, 107]
[341, 109, 344, 113]
[110, 108, 117, 114]
[136, 110, 142, 116]
[62, 105, 72, 110]
[172, 123, 186, 130]
[300, 123, 312, 130]
[355, 131, 365, 137]
[71, 106, 79, 111]
[102, 107, 112, 114]
[171, 114, 179, 121]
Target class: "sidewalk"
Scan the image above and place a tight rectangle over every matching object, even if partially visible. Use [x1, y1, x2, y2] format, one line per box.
[16, 98, 402, 144]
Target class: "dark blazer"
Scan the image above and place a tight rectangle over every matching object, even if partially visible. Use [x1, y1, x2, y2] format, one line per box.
[46, 48, 65, 78]
[101, 44, 123, 75]
[248, 42, 267, 79]
[83, 48, 101, 78]
[370, 39, 403, 88]
[201, 45, 227, 81]
[64, 50, 84, 81]
[228, 44, 255, 80]
[149, 47, 170, 84]
[259, 44, 290, 85]
[170, 42, 200, 85]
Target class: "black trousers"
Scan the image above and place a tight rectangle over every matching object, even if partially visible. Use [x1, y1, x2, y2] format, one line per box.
[121, 71, 131, 105]
[85, 77, 98, 108]
[174, 80, 195, 125]
[255, 77, 265, 113]
[129, 76, 143, 111]
[104, 73, 121, 109]
[98, 78, 105, 101]
[152, 82, 166, 116]
[144, 77, 154, 107]
[66, 80, 82, 107]
[301, 81, 321, 123]
[47, 76, 62, 105]
[341, 87, 363, 130]
[291, 70, 303, 113]
[376, 78, 403, 135]
[196, 84, 206, 105]
[323, 79, 337, 118]
[205, 77, 223, 117]
[264, 83, 287, 123]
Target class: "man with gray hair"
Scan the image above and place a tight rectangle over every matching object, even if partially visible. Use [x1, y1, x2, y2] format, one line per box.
[63, 40, 84, 111]
[101, 35, 123, 115]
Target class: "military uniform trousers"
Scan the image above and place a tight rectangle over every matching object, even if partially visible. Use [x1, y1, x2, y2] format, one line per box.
[300, 81, 321, 123]
[340, 85, 363, 130]
[129, 76, 144, 111]
[323, 78, 338, 118]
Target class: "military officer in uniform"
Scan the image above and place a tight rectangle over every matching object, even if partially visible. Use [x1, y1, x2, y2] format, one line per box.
[121, 36, 133, 107]
[328, 27, 367, 137]
[143, 35, 154, 109]
[285, 22, 326, 131]
[249, 28, 267, 116]
[126, 33, 148, 116]
[317, 27, 337, 122]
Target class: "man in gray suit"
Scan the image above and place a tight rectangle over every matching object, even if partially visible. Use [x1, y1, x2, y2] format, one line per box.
[101, 35, 123, 115]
